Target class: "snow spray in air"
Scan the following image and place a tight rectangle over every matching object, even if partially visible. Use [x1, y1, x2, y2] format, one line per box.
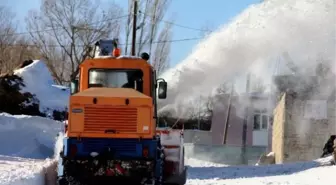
[53, 132, 64, 160]
[157, 0, 335, 141]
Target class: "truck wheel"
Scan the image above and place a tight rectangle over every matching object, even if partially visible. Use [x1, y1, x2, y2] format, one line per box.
[56, 177, 68, 185]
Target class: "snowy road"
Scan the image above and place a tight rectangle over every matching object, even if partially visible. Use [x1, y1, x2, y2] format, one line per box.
[187, 165, 336, 185]
[186, 157, 335, 185]
[0, 156, 335, 185]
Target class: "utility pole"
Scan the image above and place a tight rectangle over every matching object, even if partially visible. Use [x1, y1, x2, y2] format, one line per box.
[241, 73, 251, 164]
[223, 81, 234, 144]
[131, 0, 138, 56]
[198, 95, 201, 130]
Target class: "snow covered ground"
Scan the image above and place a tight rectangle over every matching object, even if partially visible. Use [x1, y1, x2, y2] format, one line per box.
[0, 156, 57, 185]
[0, 113, 335, 185]
[186, 156, 335, 185]
[0, 113, 62, 185]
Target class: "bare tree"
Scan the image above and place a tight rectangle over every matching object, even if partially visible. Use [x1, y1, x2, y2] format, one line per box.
[125, 0, 172, 75]
[0, 6, 17, 73]
[151, 22, 172, 76]
[25, 0, 124, 84]
[1, 39, 41, 73]
[215, 83, 230, 94]
[124, 0, 134, 55]
[0, 6, 41, 73]
[315, 58, 333, 79]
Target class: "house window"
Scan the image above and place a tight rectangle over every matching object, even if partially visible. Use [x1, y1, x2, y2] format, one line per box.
[253, 109, 269, 130]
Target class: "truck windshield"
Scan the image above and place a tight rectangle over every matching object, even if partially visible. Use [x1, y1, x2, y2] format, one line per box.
[88, 69, 143, 92]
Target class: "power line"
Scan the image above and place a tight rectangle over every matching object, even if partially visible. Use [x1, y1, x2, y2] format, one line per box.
[1, 11, 210, 39]
[0, 14, 130, 37]
[3, 37, 203, 48]
[1, 7, 212, 38]
[138, 11, 212, 32]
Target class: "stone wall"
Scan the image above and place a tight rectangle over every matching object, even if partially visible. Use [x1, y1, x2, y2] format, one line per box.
[272, 92, 336, 163]
[272, 93, 286, 163]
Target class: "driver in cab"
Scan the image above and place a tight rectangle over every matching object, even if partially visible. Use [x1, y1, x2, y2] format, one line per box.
[122, 71, 143, 92]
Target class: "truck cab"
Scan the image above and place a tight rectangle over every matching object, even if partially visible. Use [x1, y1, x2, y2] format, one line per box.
[67, 39, 167, 140]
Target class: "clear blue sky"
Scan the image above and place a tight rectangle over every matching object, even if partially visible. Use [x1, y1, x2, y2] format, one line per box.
[1, 0, 260, 67]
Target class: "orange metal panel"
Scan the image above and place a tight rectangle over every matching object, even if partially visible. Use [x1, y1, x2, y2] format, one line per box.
[78, 57, 152, 97]
[67, 57, 156, 139]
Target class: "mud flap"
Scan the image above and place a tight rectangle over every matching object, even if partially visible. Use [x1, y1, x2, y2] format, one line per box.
[164, 167, 187, 185]
[333, 139, 336, 165]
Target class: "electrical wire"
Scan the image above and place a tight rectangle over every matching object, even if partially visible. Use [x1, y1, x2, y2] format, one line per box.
[3, 37, 203, 48]
[0, 14, 130, 37]
[1, 10, 210, 38]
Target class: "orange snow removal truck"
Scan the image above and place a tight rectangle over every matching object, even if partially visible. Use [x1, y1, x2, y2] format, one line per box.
[56, 39, 187, 185]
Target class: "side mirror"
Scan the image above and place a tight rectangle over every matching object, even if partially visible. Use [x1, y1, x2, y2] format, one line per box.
[70, 79, 79, 94]
[158, 81, 167, 99]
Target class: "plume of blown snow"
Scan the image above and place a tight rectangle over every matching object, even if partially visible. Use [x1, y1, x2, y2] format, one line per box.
[158, 0, 335, 118]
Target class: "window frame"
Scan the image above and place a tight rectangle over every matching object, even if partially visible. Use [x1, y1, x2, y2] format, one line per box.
[87, 68, 144, 91]
[253, 108, 269, 130]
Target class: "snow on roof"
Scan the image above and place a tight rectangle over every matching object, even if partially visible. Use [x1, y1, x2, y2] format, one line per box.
[117, 55, 143, 59]
[93, 55, 143, 59]
[13, 60, 69, 114]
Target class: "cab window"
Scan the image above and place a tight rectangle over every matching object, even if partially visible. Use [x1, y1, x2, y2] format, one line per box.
[88, 69, 143, 92]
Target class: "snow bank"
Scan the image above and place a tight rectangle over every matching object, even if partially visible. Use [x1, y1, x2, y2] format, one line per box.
[0, 156, 57, 185]
[13, 60, 69, 115]
[0, 113, 62, 159]
[255, 152, 275, 166]
[0, 113, 62, 185]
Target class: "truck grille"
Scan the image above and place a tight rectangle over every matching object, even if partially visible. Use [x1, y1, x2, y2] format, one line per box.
[84, 105, 137, 133]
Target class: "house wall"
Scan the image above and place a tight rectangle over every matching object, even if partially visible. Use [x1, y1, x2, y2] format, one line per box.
[210, 95, 253, 146]
[272, 92, 336, 163]
[272, 93, 286, 163]
[185, 94, 272, 147]
[250, 97, 274, 147]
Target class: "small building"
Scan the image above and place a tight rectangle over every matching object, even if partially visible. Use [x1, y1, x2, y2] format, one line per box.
[184, 92, 275, 148]
[271, 72, 336, 163]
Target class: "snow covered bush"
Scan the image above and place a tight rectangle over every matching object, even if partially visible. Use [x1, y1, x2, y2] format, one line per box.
[0, 60, 69, 121]
[0, 72, 42, 116]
